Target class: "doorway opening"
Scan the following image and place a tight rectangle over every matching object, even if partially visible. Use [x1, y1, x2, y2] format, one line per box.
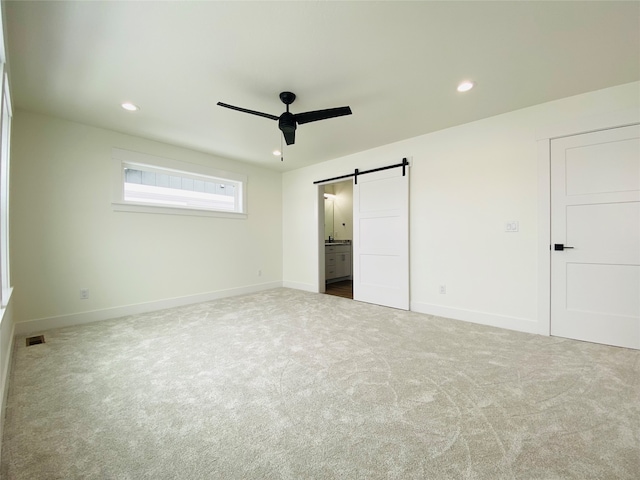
[321, 180, 353, 299]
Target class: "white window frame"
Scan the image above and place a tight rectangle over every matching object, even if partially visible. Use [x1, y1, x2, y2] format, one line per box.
[111, 148, 248, 219]
[0, 67, 11, 307]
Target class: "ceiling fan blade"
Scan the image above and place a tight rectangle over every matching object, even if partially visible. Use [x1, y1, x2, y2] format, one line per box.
[294, 106, 352, 125]
[283, 129, 295, 145]
[217, 102, 279, 121]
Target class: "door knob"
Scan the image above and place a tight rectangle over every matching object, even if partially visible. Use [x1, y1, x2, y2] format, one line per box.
[554, 244, 575, 251]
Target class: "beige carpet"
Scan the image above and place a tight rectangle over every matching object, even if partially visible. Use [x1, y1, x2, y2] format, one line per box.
[1, 288, 639, 479]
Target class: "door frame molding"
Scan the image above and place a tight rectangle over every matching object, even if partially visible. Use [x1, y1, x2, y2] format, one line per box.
[317, 184, 326, 293]
[535, 108, 640, 337]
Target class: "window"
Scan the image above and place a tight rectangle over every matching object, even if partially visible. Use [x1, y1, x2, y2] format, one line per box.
[123, 165, 241, 212]
[0, 69, 11, 306]
[112, 149, 247, 218]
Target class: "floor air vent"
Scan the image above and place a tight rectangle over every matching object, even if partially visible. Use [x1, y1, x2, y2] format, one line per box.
[26, 335, 45, 347]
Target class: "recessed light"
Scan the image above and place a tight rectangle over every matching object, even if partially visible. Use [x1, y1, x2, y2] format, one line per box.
[121, 102, 140, 111]
[272, 150, 282, 156]
[457, 81, 475, 93]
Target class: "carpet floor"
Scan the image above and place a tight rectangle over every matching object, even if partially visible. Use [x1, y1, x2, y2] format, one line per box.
[1, 288, 639, 479]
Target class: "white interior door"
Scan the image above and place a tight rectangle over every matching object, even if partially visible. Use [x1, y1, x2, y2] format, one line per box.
[353, 166, 409, 310]
[551, 124, 640, 349]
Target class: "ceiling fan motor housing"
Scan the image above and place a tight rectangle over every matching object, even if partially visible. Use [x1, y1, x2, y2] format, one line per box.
[279, 112, 297, 133]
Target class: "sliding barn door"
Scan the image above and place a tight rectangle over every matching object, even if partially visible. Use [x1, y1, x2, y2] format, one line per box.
[353, 167, 409, 310]
[550, 124, 640, 349]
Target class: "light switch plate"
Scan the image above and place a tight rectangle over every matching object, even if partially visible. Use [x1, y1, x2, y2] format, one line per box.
[505, 221, 519, 232]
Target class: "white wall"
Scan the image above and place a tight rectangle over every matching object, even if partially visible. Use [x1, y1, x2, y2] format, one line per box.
[332, 181, 353, 241]
[11, 111, 283, 332]
[283, 81, 640, 333]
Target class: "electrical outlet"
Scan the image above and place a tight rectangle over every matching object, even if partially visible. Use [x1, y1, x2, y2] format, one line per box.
[80, 288, 89, 300]
[257, 269, 262, 277]
[439, 285, 446, 294]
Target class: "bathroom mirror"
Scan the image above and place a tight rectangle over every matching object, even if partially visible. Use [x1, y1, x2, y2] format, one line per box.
[324, 195, 334, 241]
[323, 181, 353, 242]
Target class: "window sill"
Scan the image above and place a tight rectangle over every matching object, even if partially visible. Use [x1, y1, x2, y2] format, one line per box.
[0, 287, 12, 326]
[112, 202, 247, 219]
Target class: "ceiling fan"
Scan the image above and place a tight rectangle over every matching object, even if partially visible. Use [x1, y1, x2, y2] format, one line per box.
[217, 92, 352, 146]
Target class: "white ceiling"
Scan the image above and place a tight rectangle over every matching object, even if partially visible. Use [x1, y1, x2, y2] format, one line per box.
[4, 1, 639, 172]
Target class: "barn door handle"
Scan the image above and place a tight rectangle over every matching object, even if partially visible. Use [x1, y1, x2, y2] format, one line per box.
[554, 244, 574, 251]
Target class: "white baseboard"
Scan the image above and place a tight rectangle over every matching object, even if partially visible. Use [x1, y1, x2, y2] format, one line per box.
[282, 281, 317, 293]
[14, 281, 283, 336]
[411, 301, 540, 335]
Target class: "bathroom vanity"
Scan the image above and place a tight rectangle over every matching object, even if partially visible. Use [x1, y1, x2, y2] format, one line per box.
[325, 243, 351, 282]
